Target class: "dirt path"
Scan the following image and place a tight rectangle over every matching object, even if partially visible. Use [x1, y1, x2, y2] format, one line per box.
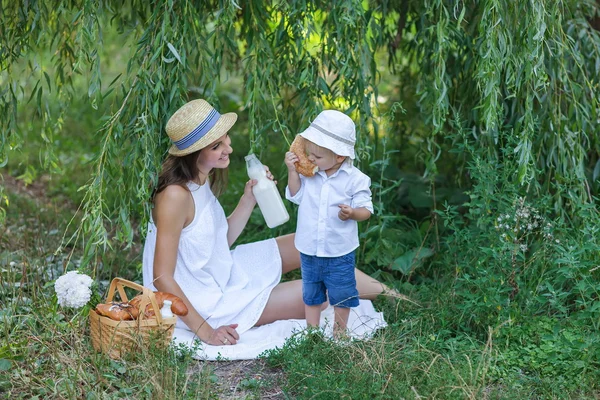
[195, 359, 286, 399]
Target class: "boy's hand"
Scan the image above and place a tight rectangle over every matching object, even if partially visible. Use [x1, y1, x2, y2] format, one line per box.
[338, 204, 353, 221]
[285, 151, 299, 172]
[263, 165, 276, 182]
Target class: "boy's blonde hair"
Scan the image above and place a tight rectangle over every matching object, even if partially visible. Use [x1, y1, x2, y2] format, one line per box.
[305, 139, 339, 159]
[304, 139, 353, 167]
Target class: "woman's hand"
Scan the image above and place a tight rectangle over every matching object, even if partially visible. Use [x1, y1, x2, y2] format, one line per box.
[206, 323, 240, 346]
[242, 178, 258, 203]
[242, 166, 276, 202]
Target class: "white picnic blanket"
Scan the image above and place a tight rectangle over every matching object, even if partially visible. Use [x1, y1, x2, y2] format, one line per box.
[172, 299, 387, 360]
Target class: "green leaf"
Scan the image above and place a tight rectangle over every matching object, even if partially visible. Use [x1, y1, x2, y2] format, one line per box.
[167, 42, 183, 65]
[317, 77, 329, 95]
[0, 359, 12, 371]
[593, 159, 600, 182]
[408, 185, 433, 208]
[392, 247, 435, 275]
[108, 73, 122, 88]
[88, 80, 98, 98]
[43, 71, 52, 93]
[456, 6, 466, 27]
[27, 80, 40, 104]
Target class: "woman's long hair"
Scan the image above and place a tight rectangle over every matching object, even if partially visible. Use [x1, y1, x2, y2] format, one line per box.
[153, 151, 228, 200]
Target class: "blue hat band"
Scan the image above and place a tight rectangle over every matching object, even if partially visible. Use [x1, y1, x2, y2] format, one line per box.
[173, 109, 221, 150]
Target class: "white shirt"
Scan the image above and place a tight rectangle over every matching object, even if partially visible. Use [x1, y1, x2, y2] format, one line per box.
[285, 162, 374, 257]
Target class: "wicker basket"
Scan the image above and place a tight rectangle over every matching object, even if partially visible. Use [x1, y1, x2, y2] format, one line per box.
[89, 278, 177, 359]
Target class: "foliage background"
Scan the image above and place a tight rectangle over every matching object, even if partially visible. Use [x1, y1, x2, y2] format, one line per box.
[2, 0, 600, 397]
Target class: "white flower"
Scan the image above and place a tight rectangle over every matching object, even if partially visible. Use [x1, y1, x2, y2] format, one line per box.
[520, 244, 528, 252]
[54, 271, 94, 308]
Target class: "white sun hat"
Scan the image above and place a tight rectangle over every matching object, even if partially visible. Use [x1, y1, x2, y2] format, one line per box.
[299, 110, 356, 159]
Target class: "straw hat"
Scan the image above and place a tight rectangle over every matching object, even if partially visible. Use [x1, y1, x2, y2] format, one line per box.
[299, 110, 356, 159]
[166, 99, 238, 156]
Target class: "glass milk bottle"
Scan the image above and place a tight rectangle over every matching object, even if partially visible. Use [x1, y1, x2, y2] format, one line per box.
[160, 300, 174, 318]
[245, 154, 290, 228]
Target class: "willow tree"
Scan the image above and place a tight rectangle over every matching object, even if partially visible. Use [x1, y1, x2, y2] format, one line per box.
[2, 1, 600, 318]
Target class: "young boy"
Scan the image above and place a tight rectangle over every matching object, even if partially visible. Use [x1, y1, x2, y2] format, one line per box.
[285, 110, 373, 338]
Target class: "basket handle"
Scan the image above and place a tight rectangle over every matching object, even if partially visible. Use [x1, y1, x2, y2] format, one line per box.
[105, 277, 165, 325]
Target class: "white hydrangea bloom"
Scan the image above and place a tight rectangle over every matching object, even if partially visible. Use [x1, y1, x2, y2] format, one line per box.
[54, 271, 94, 308]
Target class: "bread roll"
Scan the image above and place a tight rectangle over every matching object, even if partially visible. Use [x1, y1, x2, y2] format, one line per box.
[154, 292, 189, 316]
[129, 291, 189, 317]
[95, 291, 189, 321]
[95, 302, 136, 320]
[290, 135, 318, 177]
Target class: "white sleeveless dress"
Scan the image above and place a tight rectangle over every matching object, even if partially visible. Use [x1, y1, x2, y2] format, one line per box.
[142, 181, 282, 334]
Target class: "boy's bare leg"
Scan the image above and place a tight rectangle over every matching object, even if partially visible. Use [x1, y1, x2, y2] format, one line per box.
[305, 304, 322, 327]
[333, 306, 350, 338]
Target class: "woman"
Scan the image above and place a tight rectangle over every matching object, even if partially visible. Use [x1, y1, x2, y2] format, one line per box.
[142, 99, 389, 347]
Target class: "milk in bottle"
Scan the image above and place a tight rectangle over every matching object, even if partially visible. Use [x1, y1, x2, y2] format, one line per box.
[245, 154, 290, 228]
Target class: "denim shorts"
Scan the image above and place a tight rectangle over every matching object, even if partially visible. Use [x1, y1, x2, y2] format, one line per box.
[300, 251, 359, 308]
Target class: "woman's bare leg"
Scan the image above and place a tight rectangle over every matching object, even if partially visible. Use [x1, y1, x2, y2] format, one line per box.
[255, 280, 305, 326]
[275, 233, 301, 274]
[355, 268, 386, 300]
[256, 280, 329, 326]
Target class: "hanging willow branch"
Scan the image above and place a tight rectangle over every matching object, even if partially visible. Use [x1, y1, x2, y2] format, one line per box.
[1, 0, 599, 267]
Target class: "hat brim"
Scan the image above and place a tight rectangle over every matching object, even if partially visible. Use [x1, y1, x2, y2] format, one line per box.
[168, 112, 238, 156]
[299, 127, 355, 159]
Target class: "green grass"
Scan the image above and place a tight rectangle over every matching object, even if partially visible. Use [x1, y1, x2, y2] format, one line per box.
[262, 301, 498, 400]
[3, 117, 600, 398]
[262, 299, 600, 399]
